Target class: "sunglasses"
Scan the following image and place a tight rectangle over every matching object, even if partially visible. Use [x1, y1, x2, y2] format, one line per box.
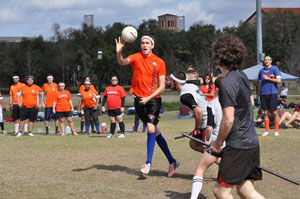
[111, 79, 118, 81]
[205, 77, 210, 80]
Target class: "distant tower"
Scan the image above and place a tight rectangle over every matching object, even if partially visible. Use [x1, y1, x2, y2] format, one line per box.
[84, 15, 94, 27]
[158, 14, 185, 32]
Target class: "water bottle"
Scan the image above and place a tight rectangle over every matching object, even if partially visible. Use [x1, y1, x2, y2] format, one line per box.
[66, 126, 72, 134]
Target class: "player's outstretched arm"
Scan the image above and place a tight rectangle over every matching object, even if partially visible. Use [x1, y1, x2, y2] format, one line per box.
[115, 37, 130, 66]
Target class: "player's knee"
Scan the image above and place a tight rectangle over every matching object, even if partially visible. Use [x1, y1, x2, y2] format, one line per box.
[213, 186, 223, 199]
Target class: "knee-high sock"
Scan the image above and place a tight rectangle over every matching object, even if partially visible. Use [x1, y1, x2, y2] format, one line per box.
[143, 123, 147, 132]
[134, 121, 139, 132]
[146, 132, 156, 164]
[110, 123, 116, 135]
[24, 123, 28, 132]
[265, 120, 270, 132]
[0, 122, 4, 131]
[90, 120, 94, 130]
[96, 125, 100, 133]
[156, 133, 175, 164]
[191, 176, 203, 199]
[85, 125, 90, 134]
[15, 123, 19, 133]
[80, 121, 84, 131]
[275, 121, 279, 132]
[119, 122, 125, 133]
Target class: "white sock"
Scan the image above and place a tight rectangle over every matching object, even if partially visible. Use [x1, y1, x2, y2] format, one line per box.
[191, 176, 203, 199]
[15, 124, 19, 133]
[24, 123, 28, 132]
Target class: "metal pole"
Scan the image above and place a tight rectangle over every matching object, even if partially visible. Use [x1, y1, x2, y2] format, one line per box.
[256, 0, 263, 65]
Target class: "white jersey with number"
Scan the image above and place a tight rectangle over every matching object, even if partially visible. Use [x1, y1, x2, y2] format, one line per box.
[180, 83, 207, 128]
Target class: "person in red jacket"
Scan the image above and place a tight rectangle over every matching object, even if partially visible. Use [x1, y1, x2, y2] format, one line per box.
[102, 76, 127, 138]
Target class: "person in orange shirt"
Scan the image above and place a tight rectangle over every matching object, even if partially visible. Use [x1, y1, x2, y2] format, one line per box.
[0, 92, 7, 134]
[53, 82, 77, 136]
[78, 80, 100, 135]
[9, 75, 28, 135]
[116, 35, 179, 177]
[78, 76, 97, 134]
[102, 76, 127, 138]
[16, 76, 44, 137]
[42, 75, 59, 135]
[200, 74, 215, 102]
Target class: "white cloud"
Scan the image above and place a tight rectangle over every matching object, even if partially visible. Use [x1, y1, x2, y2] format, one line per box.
[0, 8, 24, 24]
[29, 0, 89, 10]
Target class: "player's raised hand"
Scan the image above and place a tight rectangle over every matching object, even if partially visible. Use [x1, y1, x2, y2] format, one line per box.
[115, 37, 125, 53]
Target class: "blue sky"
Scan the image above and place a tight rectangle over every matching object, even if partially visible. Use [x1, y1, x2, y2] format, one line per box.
[0, 0, 300, 38]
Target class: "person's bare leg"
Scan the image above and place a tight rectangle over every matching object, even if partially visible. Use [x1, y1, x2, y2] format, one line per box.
[66, 117, 76, 134]
[59, 118, 65, 135]
[236, 180, 265, 199]
[189, 139, 205, 153]
[213, 183, 234, 199]
[28, 121, 34, 132]
[286, 111, 299, 126]
[279, 112, 291, 125]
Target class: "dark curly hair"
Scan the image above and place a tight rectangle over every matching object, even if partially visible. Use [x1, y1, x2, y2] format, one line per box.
[211, 34, 246, 70]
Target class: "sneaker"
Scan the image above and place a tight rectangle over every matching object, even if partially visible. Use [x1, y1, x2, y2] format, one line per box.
[16, 132, 22, 137]
[140, 163, 151, 175]
[73, 132, 78, 136]
[2, 130, 7, 134]
[274, 132, 280, 136]
[291, 121, 298, 128]
[61, 133, 66, 136]
[168, 160, 180, 177]
[97, 132, 100, 135]
[118, 134, 125, 138]
[55, 131, 61, 135]
[46, 131, 49, 135]
[262, 132, 270, 137]
[28, 132, 34, 136]
[279, 123, 287, 129]
[107, 134, 114, 138]
[92, 130, 96, 134]
[84, 133, 89, 136]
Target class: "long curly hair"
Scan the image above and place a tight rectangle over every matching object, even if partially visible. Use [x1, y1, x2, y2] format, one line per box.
[202, 74, 213, 92]
[211, 34, 246, 70]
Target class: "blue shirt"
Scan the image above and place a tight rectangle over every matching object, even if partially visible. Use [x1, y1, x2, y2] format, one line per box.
[258, 66, 281, 95]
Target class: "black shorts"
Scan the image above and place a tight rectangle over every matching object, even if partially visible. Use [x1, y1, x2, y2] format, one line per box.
[12, 104, 21, 121]
[45, 107, 58, 121]
[134, 96, 161, 126]
[108, 109, 123, 117]
[261, 94, 278, 111]
[217, 144, 262, 185]
[57, 111, 73, 119]
[20, 106, 39, 122]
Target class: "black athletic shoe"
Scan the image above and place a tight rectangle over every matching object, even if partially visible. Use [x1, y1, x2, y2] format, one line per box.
[46, 131, 49, 135]
[279, 123, 287, 129]
[291, 121, 298, 128]
[92, 130, 96, 134]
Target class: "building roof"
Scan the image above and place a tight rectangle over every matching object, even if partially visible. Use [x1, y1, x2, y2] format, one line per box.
[158, 13, 178, 17]
[245, 8, 300, 23]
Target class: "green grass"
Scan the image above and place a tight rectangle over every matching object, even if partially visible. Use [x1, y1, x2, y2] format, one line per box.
[0, 111, 300, 199]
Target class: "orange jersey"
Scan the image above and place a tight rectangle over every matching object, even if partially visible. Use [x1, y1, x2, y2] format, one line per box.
[42, 83, 58, 107]
[80, 89, 100, 108]
[55, 90, 72, 112]
[19, 84, 42, 108]
[128, 52, 166, 97]
[104, 85, 127, 110]
[10, 82, 25, 104]
[78, 84, 96, 108]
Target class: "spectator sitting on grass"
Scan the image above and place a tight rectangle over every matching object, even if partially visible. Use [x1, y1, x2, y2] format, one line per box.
[279, 104, 300, 129]
[177, 105, 194, 118]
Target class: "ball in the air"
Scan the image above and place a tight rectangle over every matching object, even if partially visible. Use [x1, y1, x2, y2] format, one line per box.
[121, 26, 138, 43]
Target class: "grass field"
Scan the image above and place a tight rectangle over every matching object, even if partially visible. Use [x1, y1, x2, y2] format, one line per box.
[1, 111, 300, 199]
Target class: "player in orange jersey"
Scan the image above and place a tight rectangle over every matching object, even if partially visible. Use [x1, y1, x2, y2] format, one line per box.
[16, 76, 44, 137]
[116, 35, 179, 177]
[78, 80, 100, 135]
[9, 75, 28, 134]
[0, 92, 7, 134]
[102, 75, 127, 138]
[53, 82, 77, 136]
[78, 76, 97, 134]
[42, 75, 59, 135]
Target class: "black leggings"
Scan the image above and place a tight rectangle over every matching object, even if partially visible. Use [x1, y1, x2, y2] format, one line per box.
[84, 107, 99, 126]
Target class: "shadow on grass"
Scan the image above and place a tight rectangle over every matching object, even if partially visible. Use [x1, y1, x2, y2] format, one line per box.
[72, 164, 218, 181]
[165, 190, 207, 199]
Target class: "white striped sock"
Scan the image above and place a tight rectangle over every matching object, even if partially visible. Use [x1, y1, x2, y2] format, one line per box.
[191, 176, 203, 199]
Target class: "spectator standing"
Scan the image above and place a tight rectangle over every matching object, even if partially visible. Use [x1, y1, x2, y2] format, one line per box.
[102, 76, 127, 138]
[258, 56, 281, 136]
[200, 74, 215, 102]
